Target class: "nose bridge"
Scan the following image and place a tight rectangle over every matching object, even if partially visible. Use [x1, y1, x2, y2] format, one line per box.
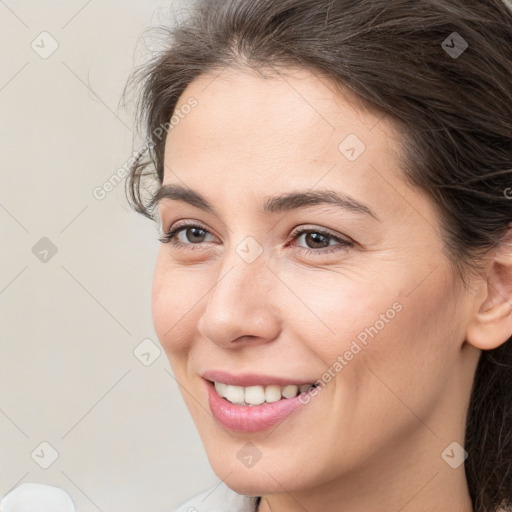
[215, 231, 273, 301]
[198, 239, 279, 345]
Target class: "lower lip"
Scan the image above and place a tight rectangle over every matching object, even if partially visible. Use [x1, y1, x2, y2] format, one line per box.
[205, 380, 312, 433]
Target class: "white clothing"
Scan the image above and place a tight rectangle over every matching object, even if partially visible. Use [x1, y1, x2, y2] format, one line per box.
[171, 482, 259, 512]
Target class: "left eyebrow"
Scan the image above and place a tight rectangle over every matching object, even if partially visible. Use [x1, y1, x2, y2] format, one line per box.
[149, 184, 380, 221]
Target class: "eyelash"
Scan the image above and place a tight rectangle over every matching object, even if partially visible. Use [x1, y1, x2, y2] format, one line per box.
[158, 222, 354, 255]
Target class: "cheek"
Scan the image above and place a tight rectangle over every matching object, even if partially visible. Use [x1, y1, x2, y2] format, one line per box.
[343, 268, 459, 431]
[294, 267, 459, 469]
[293, 263, 457, 407]
[281, 267, 402, 364]
[151, 255, 204, 355]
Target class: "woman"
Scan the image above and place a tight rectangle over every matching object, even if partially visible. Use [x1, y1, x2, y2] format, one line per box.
[123, 0, 512, 510]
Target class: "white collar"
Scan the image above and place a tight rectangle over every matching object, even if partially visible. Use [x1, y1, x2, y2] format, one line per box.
[172, 481, 259, 512]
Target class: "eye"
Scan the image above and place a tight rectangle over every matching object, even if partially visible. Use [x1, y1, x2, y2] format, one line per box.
[159, 222, 354, 255]
[159, 222, 216, 250]
[287, 226, 354, 255]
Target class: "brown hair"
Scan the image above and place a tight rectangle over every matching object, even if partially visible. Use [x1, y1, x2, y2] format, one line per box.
[122, 1, 512, 510]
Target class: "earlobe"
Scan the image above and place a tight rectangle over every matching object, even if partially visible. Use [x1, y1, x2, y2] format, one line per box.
[465, 226, 512, 351]
[466, 292, 512, 350]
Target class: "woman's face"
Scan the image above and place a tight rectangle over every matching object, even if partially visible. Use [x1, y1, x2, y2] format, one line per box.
[151, 66, 480, 499]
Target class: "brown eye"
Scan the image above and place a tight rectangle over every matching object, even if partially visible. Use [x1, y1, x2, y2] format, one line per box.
[302, 232, 331, 249]
[159, 223, 215, 247]
[289, 227, 354, 255]
[180, 226, 208, 243]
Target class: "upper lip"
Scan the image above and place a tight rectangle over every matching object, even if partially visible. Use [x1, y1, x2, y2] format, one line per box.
[202, 370, 316, 387]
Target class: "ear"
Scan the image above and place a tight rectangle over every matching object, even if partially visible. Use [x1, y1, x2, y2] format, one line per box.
[466, 224, 512, 350]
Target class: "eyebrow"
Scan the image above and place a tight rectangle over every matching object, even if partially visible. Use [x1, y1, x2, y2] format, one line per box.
[149, 184, 379, 221]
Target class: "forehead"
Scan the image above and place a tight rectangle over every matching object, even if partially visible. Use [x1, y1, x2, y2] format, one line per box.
[162, 66, 414, 218]
[166, 65, 390, 156]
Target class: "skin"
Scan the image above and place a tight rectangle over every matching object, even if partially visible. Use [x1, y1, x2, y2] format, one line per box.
[151, 65, 512, 512]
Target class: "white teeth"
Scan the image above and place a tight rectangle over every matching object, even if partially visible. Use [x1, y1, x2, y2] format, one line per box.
[213, 381, 315, 405]
[264, 385, 282, 403]
[226, 384, 245, 403]
[282, 385, 298, 398]
[214, 381, 228, 398]
[245, 386, 266, 405]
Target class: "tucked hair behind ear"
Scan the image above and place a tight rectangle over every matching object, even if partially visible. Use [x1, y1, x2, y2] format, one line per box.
[122, 1, 512, 510]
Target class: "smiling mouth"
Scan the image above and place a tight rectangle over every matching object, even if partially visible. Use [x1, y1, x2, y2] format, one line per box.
[210, 380, 319, 406]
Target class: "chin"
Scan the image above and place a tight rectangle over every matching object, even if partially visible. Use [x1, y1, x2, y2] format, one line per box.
[210, 456, 310, 496]
[220, 476, 279, 497]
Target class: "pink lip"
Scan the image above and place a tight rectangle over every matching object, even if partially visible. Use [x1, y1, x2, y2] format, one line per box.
[204, 379, 316, 433]
[201, 370, 317, 387]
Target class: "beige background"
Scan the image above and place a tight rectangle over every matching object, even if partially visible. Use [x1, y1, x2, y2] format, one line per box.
[0, 1, 217, 510]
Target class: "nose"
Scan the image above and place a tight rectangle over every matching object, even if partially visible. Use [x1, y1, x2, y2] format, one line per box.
[197, 247, 281, 348]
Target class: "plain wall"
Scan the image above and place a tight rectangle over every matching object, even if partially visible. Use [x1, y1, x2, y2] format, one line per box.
[0, 1, 217, 510]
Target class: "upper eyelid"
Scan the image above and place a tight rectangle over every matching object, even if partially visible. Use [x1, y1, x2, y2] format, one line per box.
[166, 220, 217, 238]
[290, 225, 347, 239]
